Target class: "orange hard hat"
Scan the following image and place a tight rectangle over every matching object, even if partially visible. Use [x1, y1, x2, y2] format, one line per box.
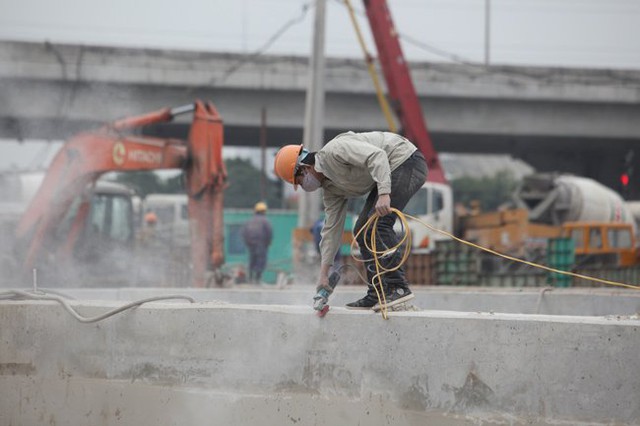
[274, 144, 304, 189]
[144, 211, 158, 224]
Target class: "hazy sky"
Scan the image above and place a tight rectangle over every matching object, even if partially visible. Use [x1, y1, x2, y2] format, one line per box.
[1, 0, 639, 171]
[1, 0, 639, 70]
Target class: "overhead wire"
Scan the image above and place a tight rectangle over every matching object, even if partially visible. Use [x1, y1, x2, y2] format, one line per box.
[331, 0, 640, 86]
[208, 1, 315, 86]
[332, 0, 493, 68]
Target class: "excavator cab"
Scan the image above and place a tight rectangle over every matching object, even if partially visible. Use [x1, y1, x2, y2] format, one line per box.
[12, 100, 226, 287]
[2, 180, 136, 286]
[67, 182, 136, 284]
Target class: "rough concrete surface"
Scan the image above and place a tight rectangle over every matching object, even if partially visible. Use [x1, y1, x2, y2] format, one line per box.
[1, 291, 639, 425]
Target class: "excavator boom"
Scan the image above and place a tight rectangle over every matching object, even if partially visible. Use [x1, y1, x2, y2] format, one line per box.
[185, 102, 227, 286]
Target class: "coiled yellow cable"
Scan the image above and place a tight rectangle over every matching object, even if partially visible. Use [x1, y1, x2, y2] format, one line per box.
[352, 208, 640, 319]
[351, 208, 413, 319]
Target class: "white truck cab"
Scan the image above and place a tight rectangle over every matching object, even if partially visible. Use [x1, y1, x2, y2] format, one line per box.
[349, 181, 454, 251]
[400, 181, 454, 250]
[142, 194, 190, 247]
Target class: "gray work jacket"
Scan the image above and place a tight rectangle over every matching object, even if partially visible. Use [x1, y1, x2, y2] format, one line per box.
[314, 131, 417, 265]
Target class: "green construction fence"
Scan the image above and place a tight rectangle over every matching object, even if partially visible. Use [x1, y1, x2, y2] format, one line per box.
[224, 209, 353, 284]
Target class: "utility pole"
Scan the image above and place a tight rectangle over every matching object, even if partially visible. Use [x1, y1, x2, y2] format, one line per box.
[299, 0, 326, 228]
[260, 107, 267, 201]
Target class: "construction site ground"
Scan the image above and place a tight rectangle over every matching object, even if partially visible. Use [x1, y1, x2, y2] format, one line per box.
[1, 284, 639, 425]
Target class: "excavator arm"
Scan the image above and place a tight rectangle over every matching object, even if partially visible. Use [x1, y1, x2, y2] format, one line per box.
[15, 100, 225, 287]
[184, 102, 227, 286]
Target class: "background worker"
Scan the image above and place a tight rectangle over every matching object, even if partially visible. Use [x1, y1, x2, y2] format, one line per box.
[139, 211, 159, 247]
[242, 202, 273, 284]
[273, 131, 427, 310]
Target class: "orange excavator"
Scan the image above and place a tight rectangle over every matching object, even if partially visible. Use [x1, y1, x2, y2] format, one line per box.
[13, 100, 226, 287]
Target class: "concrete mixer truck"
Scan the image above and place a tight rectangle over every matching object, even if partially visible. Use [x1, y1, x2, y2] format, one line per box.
[462, 172, 638, 267]
[513, 173, 635, 227]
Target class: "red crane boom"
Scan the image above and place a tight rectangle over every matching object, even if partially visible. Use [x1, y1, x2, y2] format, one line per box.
[363, 0, 447, 184]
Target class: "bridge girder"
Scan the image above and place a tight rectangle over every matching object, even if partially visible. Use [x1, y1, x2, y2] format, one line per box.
[1, 41, 639, 198]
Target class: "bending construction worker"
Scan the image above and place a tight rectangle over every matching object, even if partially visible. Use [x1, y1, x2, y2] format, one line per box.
[242, 202, 273, 284]
[274, 131, 427, 309]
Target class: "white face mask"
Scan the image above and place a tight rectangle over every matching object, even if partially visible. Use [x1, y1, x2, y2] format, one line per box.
[300, 169, 321, 192]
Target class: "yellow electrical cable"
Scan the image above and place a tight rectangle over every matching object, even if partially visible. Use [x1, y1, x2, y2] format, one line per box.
[403, 212, 640, 291]
[343, 0, 398, 133]
[351, 209, 413, 319]
[352, 208, 640, 319]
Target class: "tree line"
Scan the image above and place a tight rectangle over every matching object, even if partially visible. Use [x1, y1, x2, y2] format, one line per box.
[112, 159, 519, 211]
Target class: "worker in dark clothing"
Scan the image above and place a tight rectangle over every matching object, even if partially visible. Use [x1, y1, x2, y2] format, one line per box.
[242, 202, 273, 284]
[274, 131, 427, 310]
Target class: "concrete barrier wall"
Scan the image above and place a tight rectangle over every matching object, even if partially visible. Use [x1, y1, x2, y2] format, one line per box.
[1, 300, 639, 425]
[61, 286, 640, 316]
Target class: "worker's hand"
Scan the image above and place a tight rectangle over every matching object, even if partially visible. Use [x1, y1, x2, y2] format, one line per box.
[375, 194, 392, 216]
[315, 274, 329, 293]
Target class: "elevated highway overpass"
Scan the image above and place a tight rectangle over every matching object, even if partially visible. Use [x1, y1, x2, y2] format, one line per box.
[1, 40, 639, 197]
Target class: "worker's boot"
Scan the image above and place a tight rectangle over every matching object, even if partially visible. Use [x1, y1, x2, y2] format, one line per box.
[372, 285, 414, 311]
[345, 281, 385, 310]
[345, 294, 378, 310]
[344, 262, 376, 310]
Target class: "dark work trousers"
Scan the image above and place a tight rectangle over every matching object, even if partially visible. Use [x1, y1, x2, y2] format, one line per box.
[247, 245, 268, 282]
[353, 150, 428, 294]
